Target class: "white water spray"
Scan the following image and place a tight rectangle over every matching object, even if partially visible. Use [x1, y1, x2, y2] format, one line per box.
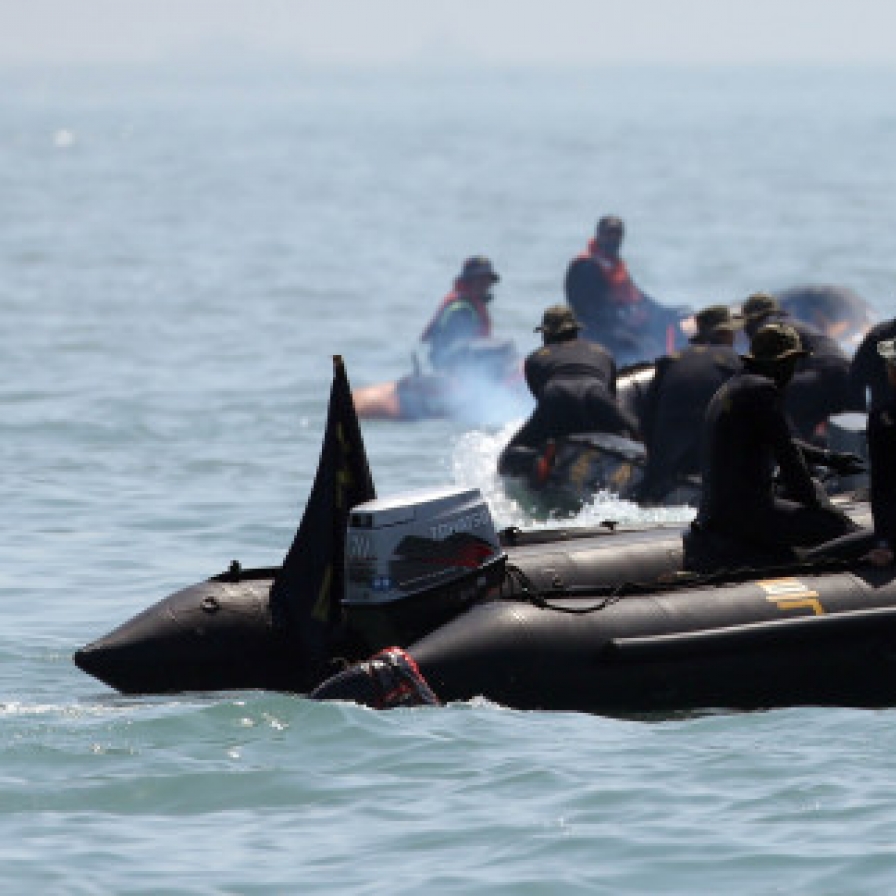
[449, 422, 697, 531]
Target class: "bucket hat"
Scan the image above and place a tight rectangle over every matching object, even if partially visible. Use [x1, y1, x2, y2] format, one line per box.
[534, 304, 582, 338]
[690, 304, 743, 343]
[742, 322, 809, 362]
[742, 292, 783, 322]
[459, 256, 499, 283]
[877, 338, 896, 365]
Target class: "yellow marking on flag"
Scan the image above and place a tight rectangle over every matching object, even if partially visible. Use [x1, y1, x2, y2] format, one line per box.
[335, 423, 356, 509]
[311, 565, 333, 622]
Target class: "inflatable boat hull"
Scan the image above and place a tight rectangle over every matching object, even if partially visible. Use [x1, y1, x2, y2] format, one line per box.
[76, 505, 896, 715]
[75, 342, 886, 713]
[74, 521, 685, 695]
[409, 566, 896, 712]
[74, 570, 305, 694]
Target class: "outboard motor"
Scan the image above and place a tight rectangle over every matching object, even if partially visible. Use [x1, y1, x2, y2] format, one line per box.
[343, 486, 506, 652]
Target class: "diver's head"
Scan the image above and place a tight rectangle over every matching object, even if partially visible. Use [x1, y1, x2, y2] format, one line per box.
[742, 322, 808, 387]
[535, 304, 582, 345]
[457, 256, 499, 300]
[878, 338, 896, 390]
[690, 304, 743, 347]
[595, 215, 625, 258]
[741, 292, 783, 337]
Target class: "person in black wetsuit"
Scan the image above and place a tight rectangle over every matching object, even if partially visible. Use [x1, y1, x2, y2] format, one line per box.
[635, 305, 743, 505]
[863, 338, 896, 565]
[741, 292, 853, 440]
[688, 323, 862, 566]
[498, 305, 639, 479]
[848, 316, 896, 410]
[804, 337, 896, 566]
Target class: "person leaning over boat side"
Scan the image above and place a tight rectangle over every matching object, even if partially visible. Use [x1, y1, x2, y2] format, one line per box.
[498, 305, 639, 479]
[692, 323, 863, 557]
[420, 256, 498, 371]
[564, 216, 647, 352]
[847, 315, 896, 410]
[741, 292, 853, 439]
[635, 305, 743, 505]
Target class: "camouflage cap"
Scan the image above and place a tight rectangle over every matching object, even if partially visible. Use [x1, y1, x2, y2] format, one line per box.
[878, 338, 896, 366]
[534, 304, 582, 337]
[459, 255, 499, 282]
[742, 323, 809, 363]
[690, 304, 743, 343]
[741, 292, 783, 321]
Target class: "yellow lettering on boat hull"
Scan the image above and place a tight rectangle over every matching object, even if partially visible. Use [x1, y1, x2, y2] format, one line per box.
[758, 578, 824, 616]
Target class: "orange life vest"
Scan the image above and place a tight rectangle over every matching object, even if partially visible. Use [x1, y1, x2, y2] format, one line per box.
[420, 284, 492, 342]
[578, 238, 641, 306]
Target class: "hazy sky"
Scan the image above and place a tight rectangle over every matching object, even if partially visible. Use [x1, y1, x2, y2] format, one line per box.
[2, 0, 896, 67]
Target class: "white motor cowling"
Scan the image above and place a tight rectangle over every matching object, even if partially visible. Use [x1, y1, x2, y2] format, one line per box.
[344, 486, 503, 608]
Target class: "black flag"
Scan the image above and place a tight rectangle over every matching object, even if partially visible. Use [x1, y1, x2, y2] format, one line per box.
[270, 356, 376, 687]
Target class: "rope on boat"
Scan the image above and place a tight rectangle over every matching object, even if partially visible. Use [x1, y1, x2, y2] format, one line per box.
[498, 555, 856, 616]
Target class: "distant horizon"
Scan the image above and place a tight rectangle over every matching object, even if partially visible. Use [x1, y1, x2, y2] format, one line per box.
[1, 0, 895, 68]
[2, 57, 895, 75]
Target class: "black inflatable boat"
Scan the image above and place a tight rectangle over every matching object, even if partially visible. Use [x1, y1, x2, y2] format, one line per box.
[72, 497, 687, 697]
[75, 486, 896, 713]
[498, 430, 703, 517]
[74, 357, 895, 715]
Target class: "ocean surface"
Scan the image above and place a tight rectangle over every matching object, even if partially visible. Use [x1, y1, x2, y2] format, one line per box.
[3, 62, 896, 893]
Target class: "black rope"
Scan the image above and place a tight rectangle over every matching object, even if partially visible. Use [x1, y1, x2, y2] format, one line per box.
[496, 554, 856, 617]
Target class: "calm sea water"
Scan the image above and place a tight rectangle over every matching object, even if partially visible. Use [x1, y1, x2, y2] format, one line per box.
[3, 62, 896, 893]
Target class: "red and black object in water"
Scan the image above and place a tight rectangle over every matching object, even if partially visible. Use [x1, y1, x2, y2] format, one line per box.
[309, 647, 440, 709]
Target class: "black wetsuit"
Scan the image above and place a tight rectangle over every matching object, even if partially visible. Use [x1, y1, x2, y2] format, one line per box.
[848, 318, 896, 410]
[695, 369, 855, 551]
[499, 338, 638, 476]
[803, 393, 896, 563]
[761, 314, 851, 439]
[869, 396, 896, 550]
[524, 336, 616, 399]
[637, 344, 742, 503]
